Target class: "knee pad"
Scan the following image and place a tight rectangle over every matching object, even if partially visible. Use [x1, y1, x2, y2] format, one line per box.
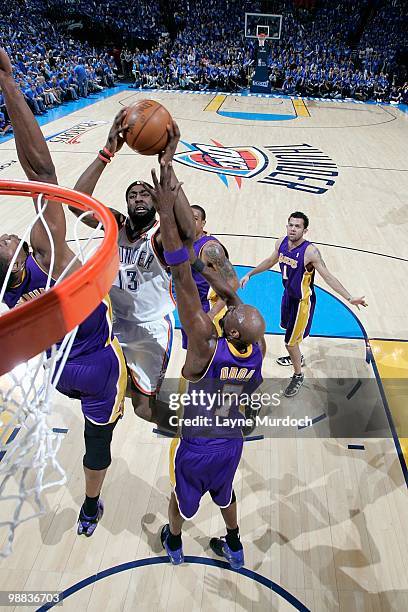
[83, 419, 116, 471]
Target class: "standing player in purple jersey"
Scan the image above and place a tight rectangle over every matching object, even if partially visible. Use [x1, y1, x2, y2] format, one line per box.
[143, 162, 266, 569]
[0, 49, 127, 537]
[180, 204, 238, 348]
[241, 211, 367, 397]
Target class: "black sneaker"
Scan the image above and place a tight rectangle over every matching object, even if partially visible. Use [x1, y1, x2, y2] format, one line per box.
[209, 537, 244, 569]
[276, 355, 305, 367]
[284, 373, 304, 397]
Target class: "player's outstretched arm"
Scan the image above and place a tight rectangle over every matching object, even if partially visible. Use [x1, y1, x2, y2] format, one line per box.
[69, 109, 128, 229]
[0, 50, 57, 186]
[240, 238, 282, 288]
[0, 48, 72, 269]
[307, 245, 368, 308]
[159, 120, 195, 246]
[144, 162, 216, 363]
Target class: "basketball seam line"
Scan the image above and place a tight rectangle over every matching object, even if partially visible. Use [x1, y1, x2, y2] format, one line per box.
[138, 129, 168, 154]
[129, 104, 163, 147]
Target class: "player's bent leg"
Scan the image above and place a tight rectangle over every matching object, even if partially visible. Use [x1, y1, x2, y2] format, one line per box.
[131, 386, 155, 421]
[125, 315, 174, 424]
[130, 384, 177, 431]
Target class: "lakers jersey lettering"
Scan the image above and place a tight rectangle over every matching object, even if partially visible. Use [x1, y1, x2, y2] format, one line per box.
[278, 237, 315, 300]
[220, 367, 255, 381]
[278, 253, 298, 269]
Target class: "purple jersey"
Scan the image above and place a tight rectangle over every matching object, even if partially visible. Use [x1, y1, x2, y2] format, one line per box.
[192, 234, 227, 312]
[4, 254, 113, 360]
[278, 236, 315, 299]
[182, 337, 263, 445]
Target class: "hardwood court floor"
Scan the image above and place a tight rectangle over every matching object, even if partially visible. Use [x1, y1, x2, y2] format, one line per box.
[0, 91, 407, 611]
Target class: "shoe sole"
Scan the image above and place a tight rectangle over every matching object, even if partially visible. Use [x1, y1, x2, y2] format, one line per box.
[167, 553, 184, 565]
[227, 558, 244, 570]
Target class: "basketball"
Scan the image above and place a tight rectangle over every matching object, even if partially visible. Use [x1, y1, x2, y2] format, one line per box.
[124, 99, 171, 155]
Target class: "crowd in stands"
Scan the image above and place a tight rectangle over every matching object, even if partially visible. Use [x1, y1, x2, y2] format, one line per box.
[0, 1, 117, 134]
[271, 0, 407, 102]
[0, 0, 407, 135]
[128, 0, 407, 103]
[44, 0, 164, 42]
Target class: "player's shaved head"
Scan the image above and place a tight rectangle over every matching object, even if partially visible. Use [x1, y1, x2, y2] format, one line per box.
[220, 304, 265, 348]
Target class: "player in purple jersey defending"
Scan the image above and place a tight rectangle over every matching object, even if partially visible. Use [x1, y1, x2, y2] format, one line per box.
[241, 211, 367, 397]
[0, 49, 127, 537]
[143, 162, 266, 569]
[180, 204, 238, 348]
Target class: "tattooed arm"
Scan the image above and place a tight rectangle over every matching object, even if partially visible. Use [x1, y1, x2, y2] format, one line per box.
[306, 244, 367, 307]
[200, 240, 239, 318]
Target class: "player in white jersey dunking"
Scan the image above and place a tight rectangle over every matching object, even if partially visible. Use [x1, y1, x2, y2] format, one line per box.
[70, 114, 194, 425]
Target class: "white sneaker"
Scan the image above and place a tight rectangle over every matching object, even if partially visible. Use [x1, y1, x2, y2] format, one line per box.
[276, 355, 305, 367]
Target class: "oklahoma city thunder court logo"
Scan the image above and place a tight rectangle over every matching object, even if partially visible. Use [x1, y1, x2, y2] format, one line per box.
[174, 140, 268, 188]
[174, 140, 338, 195]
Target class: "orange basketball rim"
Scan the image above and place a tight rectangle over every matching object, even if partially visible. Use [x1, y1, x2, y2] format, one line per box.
[0, 180, 118, 376]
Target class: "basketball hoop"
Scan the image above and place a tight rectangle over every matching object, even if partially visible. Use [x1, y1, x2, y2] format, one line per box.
[0, 180, 118, 556]
[257, 33, 267, 48]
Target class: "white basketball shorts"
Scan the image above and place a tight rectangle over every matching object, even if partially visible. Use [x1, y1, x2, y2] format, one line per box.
[113, 313, 174, 395]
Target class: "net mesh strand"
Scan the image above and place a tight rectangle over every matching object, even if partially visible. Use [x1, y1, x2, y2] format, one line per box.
[0, 193, 102, 557]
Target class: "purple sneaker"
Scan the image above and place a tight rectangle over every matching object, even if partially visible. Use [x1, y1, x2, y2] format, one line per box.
[210, 537, 244, 569]
[160, 524, 184, 565]
[77, 499, 104, 537]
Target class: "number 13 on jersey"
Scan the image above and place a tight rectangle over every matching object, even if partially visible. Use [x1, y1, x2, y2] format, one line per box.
[119, 270, 139, 292]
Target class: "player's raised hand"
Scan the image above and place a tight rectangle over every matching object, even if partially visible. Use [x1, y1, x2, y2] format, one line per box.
[349, 296, 368, 309]
[159, 119, 180, 163]
[240, 273, 251, 289]
[144, 161, 183, 214]
[0, 48, 13, 79]
[105, 108, 129, 155]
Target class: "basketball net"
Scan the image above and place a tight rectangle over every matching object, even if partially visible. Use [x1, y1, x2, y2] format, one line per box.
[0, 182, 118, 557]
[257, 33, 267, 48]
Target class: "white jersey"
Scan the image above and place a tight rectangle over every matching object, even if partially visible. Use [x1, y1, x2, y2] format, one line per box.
[109, 220, 175, 324]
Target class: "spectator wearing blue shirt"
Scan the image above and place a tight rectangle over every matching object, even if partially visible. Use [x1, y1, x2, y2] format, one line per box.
[74, 58, 88, 97]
